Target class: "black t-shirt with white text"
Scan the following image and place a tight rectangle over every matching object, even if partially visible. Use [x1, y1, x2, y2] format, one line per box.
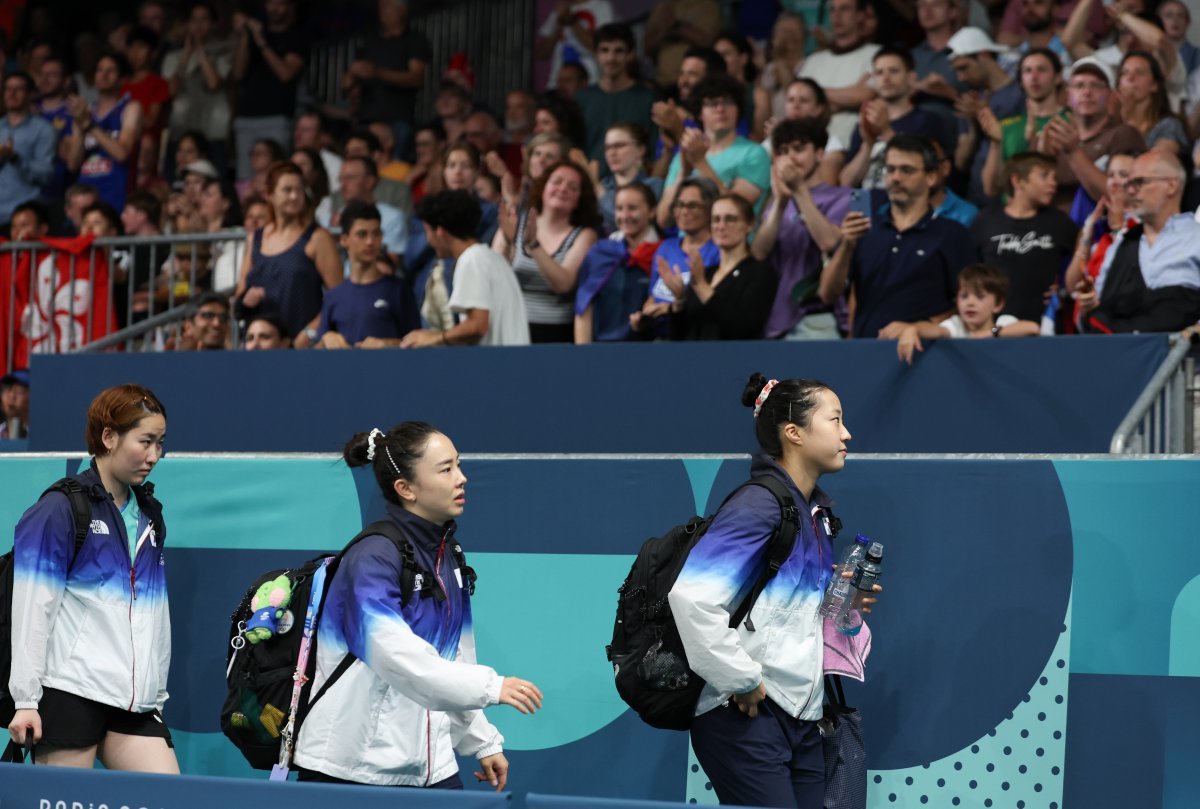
[971, 206, 1079, 322]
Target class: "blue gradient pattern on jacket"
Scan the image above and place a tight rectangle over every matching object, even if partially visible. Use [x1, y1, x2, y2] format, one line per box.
[668, 454, 838, 719]
[9, 461, 170, 713]
[678, 455, 832, 612]
[319, 503, 469, 666]
[13, 464, 166, 605]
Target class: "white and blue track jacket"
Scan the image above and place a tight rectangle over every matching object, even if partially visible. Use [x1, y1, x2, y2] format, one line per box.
[668, 455, 837, 720]
[294, 503, 504, 786]
[9, 464, 170, 713]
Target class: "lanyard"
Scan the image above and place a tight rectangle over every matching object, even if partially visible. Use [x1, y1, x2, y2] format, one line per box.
[271, 558, 331, 780]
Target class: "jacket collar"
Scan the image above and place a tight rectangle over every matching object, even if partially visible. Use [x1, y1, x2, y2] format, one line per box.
[385, 500, 456, 551]
[750, 453, 834, 510]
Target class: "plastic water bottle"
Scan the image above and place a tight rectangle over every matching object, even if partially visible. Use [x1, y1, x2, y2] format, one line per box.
[836, 542, 884, 636]
[819, 534, 872, 619]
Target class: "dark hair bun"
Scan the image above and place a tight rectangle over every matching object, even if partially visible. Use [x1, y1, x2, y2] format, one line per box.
[741, 372, 768, 408]
[343, 431, 374, 468]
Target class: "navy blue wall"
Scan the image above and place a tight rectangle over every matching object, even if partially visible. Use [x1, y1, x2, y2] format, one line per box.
[29, 335, 1167, 453]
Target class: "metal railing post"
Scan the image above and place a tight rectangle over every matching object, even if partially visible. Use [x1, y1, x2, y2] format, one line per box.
[1111, 332, 1200, 453]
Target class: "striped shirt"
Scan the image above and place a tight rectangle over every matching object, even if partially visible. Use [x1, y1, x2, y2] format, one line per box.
[512, 211, 583, 326]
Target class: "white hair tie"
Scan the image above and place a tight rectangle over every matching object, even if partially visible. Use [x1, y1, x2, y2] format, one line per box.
[366, 428, 384, 461]
[753, 379, 780, 419]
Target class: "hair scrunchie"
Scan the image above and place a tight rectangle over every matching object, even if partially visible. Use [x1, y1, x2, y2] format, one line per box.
[753, 379, 780, 419]
[366, 428, 385, 461]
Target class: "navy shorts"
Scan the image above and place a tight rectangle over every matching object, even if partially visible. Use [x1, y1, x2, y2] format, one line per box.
[37, 687, 173, 751]
[691, 699, 825, 808]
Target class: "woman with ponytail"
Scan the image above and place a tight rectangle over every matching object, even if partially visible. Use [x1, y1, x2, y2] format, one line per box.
[666, 373, 882, 808]
[292, 422, 542, 789]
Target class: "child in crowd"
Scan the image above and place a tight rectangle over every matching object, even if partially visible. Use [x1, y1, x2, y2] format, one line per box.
[895, 264, 1040, 365]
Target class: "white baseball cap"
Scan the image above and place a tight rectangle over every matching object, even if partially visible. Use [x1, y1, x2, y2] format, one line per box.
[947, 27, 1007, 59]
[1067, 55, 1116, 88]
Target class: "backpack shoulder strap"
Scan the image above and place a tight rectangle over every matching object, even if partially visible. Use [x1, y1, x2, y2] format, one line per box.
[40, 478, 93, 561]
[341, 520, 438, 605]
[447, 538, 477, 596]
[303, 520, 427, 718]
[132, 481, 166, 546]
[726, 475, 801, 632]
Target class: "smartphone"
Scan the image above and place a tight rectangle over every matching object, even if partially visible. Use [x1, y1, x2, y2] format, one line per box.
[849, 189, 872, 221]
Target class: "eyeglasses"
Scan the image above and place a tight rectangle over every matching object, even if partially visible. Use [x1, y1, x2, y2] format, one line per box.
[711, 214, 747, 225]
[701, 98, 735, 110]
[673, 201, 707, 211]
[196, 310, 230, 322]
[604, 141, 635, 151]
[1124, 176, 1174, 191]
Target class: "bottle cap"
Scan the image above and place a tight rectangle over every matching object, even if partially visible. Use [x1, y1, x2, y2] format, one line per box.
[854, 533, 870, 545]
[866, 542, 883, 561]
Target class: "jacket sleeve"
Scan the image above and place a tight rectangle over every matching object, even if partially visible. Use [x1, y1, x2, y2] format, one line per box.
[9, 493, 75, 710]
[331, 538, 504, 713]
[667, 486, 778, 697]
[446, 605, 504, 758]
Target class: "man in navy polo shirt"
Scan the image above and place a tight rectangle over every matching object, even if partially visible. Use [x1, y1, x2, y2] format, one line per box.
[819, 134, 975, 339]
[315, 200, 419, 349]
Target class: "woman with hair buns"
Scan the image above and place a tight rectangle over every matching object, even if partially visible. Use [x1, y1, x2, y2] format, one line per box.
[666, 374, 882, 808]
[292, 421, 542, 789]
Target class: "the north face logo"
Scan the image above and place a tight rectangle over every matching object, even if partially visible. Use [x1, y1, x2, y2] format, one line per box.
[412, 573, 424, 593]
[90, 520, 110, 535]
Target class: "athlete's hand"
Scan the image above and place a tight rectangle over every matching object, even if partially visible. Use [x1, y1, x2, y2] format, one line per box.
[8, 709, 41, 745]
[732, 682, 766, 717]
[499, 677, 543, 714]
[474, 752, 509, 791]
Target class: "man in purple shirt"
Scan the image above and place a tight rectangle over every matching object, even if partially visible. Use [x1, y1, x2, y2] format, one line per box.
[751, 118, 851, 339]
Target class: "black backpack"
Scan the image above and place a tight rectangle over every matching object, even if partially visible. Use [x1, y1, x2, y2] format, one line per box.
[0, 478, 165, 723]
[605, 475, 811, 731]
[220, 519, 476, 770]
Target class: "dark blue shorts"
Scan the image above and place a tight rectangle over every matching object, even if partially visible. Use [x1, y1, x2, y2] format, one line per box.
[690, 699, 825, 808]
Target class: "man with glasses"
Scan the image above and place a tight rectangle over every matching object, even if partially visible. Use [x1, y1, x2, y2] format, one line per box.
[317, 155, 406, 265]
[0, 72, 56, 230]
[1082, 152, 1200, 333]
[1040, 57, 1144, 214]
[657, 75, 770, 229]
[179, 291, 231, 351]
[820, 135, 975, 340]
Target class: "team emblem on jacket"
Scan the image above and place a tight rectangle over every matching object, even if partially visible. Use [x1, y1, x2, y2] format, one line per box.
[90, 519, 109, 535]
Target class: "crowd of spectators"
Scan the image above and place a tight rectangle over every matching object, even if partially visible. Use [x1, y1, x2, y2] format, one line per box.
[2, 0, 1200, 363]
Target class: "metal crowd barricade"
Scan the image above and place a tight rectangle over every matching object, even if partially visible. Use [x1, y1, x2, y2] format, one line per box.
[1110, 331, 1200, 453]
[2, 230, 247, 372]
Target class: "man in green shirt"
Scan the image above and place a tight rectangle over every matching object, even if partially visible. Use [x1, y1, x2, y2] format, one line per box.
[574, 23, 659, 163]
[978, 47, 1068, 199]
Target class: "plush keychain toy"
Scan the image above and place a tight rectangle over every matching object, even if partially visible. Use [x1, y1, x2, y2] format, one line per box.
[244, 575, 294, 643]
